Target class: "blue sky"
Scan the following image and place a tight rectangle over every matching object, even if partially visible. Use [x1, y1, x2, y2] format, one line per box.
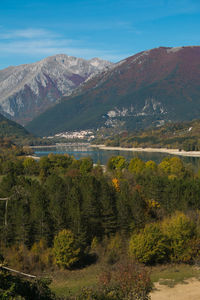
[0, 0, 200, 69]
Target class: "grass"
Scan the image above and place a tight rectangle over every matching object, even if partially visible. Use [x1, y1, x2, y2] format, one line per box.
[151, 264, 200, 288]
[51, 263, 200, 296]
[50, 263, 102, 297]
[50, 263, 200, 297]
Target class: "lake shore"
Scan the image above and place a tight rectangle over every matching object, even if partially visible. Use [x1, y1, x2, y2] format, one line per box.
[91, 144, 200, 157]
[30, 145, 57, 148]
[30, 142, 90, 149]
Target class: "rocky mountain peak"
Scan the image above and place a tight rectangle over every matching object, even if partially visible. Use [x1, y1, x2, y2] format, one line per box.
[0, 54, 112, 124]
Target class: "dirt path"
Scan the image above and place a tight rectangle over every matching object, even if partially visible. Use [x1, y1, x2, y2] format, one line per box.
[151, 278, 200, 300]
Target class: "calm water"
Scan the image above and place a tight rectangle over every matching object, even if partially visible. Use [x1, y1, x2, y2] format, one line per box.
[34, 144, 200, 171]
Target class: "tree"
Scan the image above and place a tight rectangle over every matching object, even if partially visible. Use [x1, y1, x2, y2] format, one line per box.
[162, 212, 195, 262]
[145, 160, 157, 172]
[128, 157, 145, 175]
[107, 156, 128, 172]
[53, 229, 81, 268]
[99, 178, 117, 236]
[158, 157, 186, 178]
[129, 223, 169, 264]
[45, 174, 67, 234]
[79, 157, 93, 175]
[39, 156, 51, 180]
[23, 157, 39, 175]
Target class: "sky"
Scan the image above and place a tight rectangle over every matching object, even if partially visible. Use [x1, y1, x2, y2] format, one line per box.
[0, 0, 200, 69]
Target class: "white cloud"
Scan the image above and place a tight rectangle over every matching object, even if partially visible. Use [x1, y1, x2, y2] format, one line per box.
[0, 28, 58, 39]
[56, 20, 140, 33]
[0, 27, 129, 62]
[0, 39, 130, 61]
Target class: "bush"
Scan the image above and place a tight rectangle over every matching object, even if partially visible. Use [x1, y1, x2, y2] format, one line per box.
[100, 261, 152, 300]
[105, 234, 125, 265]
[53, 229, 81, 269]
[129, 223, 169, 264]
[77, 261, 152, 300]
[30, 240, 54, 271]
[3, 241, 54, 273]
[0, 271, 54, 300]
[162, 212, 195, 262]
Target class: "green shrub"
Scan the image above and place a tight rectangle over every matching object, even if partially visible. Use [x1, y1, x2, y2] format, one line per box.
[129, 223, 169, 264]
[162, 212, 195, 262]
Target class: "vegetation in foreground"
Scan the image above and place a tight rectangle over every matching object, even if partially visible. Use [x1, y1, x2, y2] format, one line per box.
[0, 271, 55, 300]
[50, 262, 200, 298]
[0, 142, 200, 298]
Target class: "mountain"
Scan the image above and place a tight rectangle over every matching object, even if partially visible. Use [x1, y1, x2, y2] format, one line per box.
[0, 112, 34, 144]
[101, 119, 200, 151]
[26, 46, 200, 136]
[0, 54, 112, 124]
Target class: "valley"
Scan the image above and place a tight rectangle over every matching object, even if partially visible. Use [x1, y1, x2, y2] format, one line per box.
[1, 46, 200, 300]
[1, 1, 200, 299]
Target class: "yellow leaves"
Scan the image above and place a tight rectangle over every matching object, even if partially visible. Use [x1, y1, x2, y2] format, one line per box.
[146, 199, 160, 208]
[31, 240, 54, 268]
[91, 236, 98, 250]
[128, 157, 145, 174]
[145, 160, 157, 171]
[162, 212, 195, 262]
[53, 229, 81, 269]
[107, 156, 128, 171]
[112, 178, 120, 192]
[158, 157, 185, 177]
[129, 223, 168, 264]
[168, 174, 177, 180]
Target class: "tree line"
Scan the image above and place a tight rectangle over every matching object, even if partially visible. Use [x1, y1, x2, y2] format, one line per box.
[0, 147, 200, 298]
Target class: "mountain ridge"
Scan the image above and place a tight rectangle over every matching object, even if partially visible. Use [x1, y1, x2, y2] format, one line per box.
[0, 54, 112, 124]
[26, 46, 200, 136]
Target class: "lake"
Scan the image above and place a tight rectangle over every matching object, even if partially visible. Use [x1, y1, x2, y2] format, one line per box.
[33, 143, 200, 171]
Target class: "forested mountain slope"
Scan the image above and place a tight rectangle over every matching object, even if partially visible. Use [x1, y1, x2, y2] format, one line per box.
[0, 112, 34, 144]
[26, 46, 200, 136]
[101, 119, 200, 151]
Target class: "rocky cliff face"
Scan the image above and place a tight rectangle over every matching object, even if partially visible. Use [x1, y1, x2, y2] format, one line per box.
[26, 46, 200, 136]
[0, 54, 112, 124]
